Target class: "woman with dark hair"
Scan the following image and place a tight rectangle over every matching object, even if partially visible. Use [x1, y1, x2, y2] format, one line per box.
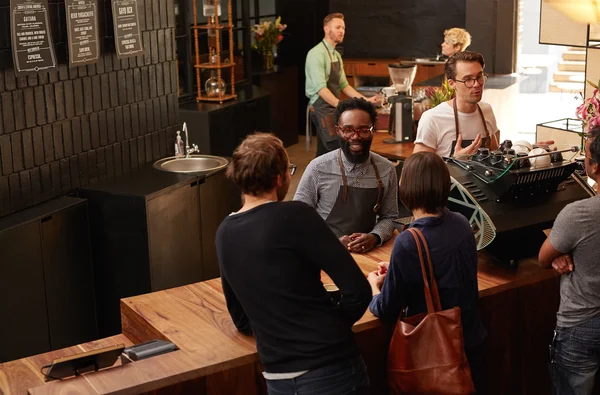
[367, 152, 486, 390]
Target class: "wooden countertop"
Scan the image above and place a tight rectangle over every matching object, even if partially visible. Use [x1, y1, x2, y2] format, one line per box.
[371, 130, 415, 161]
[0, 235, 558, 395]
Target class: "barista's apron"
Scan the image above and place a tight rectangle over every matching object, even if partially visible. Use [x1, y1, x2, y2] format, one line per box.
[449, 98, 491, 157]
[310, 41, 342, 154]
[325, 150, 384, 238]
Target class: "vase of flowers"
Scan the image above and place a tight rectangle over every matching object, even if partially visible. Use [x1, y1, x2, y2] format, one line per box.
[576, 79, 600, 134]
[251, 17, 287, 70]
[423, 78, 455, 108]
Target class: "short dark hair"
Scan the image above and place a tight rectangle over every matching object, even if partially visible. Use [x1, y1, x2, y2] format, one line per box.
[323, 13, 344, 26]
[445, 51, 485, 80]
[333, 97, 377, 127]
[226, 133, 288, 196]
[400, 152, 450, 214]
[589, 126, 600, 164]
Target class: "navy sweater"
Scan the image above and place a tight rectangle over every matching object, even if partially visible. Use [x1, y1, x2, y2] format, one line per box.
[216, 201, 372, 373]
[369, 209, 486, 349]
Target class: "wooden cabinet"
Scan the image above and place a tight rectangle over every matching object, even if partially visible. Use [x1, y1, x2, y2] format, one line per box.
[343, 58, 446, 87]
[79, 165, 240, 337]
[0, 197, 96, 362]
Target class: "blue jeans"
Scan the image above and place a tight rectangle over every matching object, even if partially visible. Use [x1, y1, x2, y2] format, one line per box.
[550, 315, 600, 395]
[266, 356, 369, 395]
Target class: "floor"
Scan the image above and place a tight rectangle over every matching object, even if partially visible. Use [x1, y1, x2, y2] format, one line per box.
[285, 76, 581, 201]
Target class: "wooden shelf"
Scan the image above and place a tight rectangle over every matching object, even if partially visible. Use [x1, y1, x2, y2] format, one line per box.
[194, 62, 236, 69]
[196, 93, 237, 103]
[192, 24, 234, 30]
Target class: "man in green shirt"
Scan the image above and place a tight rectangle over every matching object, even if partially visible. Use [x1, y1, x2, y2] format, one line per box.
[305, 12, 379, 156]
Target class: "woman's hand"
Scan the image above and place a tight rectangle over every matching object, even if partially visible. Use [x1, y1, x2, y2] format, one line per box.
[378, 261, 389, 275]
[367, 270, 386, 295]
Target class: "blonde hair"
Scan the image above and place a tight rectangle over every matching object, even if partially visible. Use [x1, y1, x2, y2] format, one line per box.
[444, 28, 472, 52]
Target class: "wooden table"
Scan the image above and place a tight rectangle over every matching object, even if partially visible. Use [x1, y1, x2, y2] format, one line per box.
[0, 236, 559, 395]
[371, 130, 415, 161]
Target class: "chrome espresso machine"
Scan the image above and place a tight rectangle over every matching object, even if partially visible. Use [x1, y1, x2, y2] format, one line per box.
[443, 141, 595, 266]
[385, 64, 417, 144]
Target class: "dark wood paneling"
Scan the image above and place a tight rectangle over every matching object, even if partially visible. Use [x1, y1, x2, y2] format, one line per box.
[0, 222, 49, 362]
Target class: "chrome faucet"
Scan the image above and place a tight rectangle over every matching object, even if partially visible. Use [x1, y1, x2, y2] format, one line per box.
[182, 122, 199, 158]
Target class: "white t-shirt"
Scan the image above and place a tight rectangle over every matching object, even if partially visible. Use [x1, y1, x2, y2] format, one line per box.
[415, 101, 499, 157]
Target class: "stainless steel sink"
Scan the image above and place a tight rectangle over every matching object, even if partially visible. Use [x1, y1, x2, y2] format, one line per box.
[153, 155, 229, 174]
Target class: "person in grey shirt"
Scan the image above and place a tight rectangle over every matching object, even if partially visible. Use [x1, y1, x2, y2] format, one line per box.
[295, 98, 398, 253]
[539, 125, 600, 395]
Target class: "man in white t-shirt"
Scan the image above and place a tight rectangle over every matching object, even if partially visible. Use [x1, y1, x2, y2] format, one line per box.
[414, 51, 500, 158]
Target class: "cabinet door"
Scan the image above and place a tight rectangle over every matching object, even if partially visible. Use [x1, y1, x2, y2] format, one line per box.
[199, 171, 241, 281]
[0, 223, 50, 362]
[41, 204, 97, 350]
[147, 181, 203, 290]
[208, 107, 237, 157]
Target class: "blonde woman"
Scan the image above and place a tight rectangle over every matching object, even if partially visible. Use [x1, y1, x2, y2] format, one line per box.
[441, 28, 472, 57]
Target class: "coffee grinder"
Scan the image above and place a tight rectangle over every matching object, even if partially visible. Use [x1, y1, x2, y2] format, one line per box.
[385, 64, 417, 144]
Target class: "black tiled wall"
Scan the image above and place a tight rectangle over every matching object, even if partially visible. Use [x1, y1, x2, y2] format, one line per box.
[0, 0, 179, 217]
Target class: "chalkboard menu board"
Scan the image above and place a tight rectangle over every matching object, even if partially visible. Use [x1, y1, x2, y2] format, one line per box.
[10, 0, 57, 74]
[111, 0, 143, 58]
[66, 0, 100, 66]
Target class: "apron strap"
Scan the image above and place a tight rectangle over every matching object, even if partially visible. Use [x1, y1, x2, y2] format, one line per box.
[338, 150, 383, 212]
[370, 157, 383, 213]
[338, 150, 348, 203]
[452, 98, 491, 150]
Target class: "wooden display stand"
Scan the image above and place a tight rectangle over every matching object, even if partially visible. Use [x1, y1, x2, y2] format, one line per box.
[192, 0, 237, 104]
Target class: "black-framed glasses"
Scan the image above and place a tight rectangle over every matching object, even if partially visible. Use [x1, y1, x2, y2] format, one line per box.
[336, 125, 374, 138]
[289, 164, 297, 176]
[453, 73, 488, 88]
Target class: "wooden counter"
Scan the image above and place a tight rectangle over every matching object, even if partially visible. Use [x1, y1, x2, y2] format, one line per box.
[371, 130, 415, 161]
[0, 236, 559, 395]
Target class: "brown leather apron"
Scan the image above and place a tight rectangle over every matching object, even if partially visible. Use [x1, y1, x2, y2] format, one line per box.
[310, 41, 342, 153]
[449, 99, 491, 157]
[325, 150, 384, 238]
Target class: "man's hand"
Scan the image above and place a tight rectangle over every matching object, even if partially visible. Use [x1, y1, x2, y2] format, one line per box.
[339, 235, 351, 248]
[378, 261, 389, 275]
[347, 233, 378, 253]
[551, 254, 574, 275]
[367, 270, 386, 292]
[454, 133, 482, 157]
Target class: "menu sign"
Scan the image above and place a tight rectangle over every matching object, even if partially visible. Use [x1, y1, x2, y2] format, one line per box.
[66, 0, 100, 66]
[10, 0, 57, 74]
[112, 0, 143, 58]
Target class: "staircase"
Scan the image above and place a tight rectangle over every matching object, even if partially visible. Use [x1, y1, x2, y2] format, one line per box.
[550, 48, 586, 93]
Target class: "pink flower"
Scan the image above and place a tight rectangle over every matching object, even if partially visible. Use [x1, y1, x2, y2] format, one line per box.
[589, 116, 600, 129]
[255, 26, 264, 36]
[276, 35, 283, 43]
[278, 23, 287, 31]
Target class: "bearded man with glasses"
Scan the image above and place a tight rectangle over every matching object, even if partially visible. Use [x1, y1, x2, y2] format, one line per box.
[414, 51, 501, 158]
[295, 98, 399, 253]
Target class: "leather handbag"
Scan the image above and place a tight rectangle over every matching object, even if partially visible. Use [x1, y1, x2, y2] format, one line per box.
[387, 228, 475, 394]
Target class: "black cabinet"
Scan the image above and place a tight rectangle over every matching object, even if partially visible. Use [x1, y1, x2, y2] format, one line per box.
[0, 197, 96, 362]
[79, 165, 240, 336]
[179, 85, 272, 157]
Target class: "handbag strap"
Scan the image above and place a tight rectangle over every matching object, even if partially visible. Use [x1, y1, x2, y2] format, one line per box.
[407, 228, 442, 312]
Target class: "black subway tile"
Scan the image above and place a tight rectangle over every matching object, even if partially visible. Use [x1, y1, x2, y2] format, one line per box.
[0, 134, 12, 175]
[133, 68, 142, 102]
[40, 164, 52, 202]
[82, 77, 93, 114]
[171, 61, 178, 95]
[142, 31, 151, 66]
[160, 95, 168, 129]
[163, 62, 171, 95]
[11, 132, 23, 173]
[157, 29, 166, 63]
[73, 78, 84, 116]
[141, 66, 150, 100]
[58, 63, 69, 80]
[48, 70, 59, 84]
[138, 102, 147, 135]
[129, 137, 138, 168]
[137, 136, 145, 166]
[69, 156, 80, 188]
[159, 128, 167, 158]
[81, 115, 91, 152]
[112, 53, 121, 71]
[32, 127, 44, 166]
[168, 94, 176, 126]
[117, 70, 127, 106]
[99, 111, 108, 146]
[109, 71, 119, 107]
[107, 109, 116, 144]
[0, 71, 4, 93]
[144, 134, 152, 163]
[53, 123, 64, 160]
[87, 63, 96, 77]
[123, 105, 132, 139]
[0, 176, 9, 216]
[78, 153, 88, 186]
[54, 81, 65, 121]
[34, 86, 47, 125]
[22, 129, 33, 170]
[49, 161, 61, 197]
[63, 80, 75, 119]
[145, 0, 152, 32]
[152, 1, 160, 30]
[101, 74, 110, 110]
[113, 143, 122, 175]
[44, 84, 56, 123]
[31, 73, 41, 86]
[72, 118, 82, 154]
[153, 97, 161, 131]
[156, 63, 164, 97]
[90, 112, 100, 149]
[2, 92, 14, 134]
[60, 158, 71, 192]
[62, 121, 73, 158]
[150, 30, 158, 64]
[126, 69, 135, 104]
[12, 90, 25, 131]
[42, 125, 54, 163]
[105, 144, 114, 178]
[4, 69, 16, 91]
[16, 75, 27, 89]
[137, 0, 145, 31]
[96, 147, 106, 180]
[29, 167, 41, 205]
[23, 88, 36, 129]
[9, 173, 22, 211]
[151, 131, 159, 160]
[167, 0, 175, 28]
[145, 98, 154, 133]
[78, 65, 88, 78]
[19, 170, 32, 208]
[104, 52, 114, 73]
[165, 29, 173, 62]
[114, 106, 124, 141]
[87, 150, 97, 183]
[92, 75, 102, 112]
[130, 103, 139, 138]
[159, 0, 167, 29]
[121, 140, 130, 171]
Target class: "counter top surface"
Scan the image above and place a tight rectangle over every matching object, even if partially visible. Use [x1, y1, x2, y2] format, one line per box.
[178, 85, 270, 113]
[78, 163, 204, 200]
[371, 130, 415, 161]
[0, 233, 558, 394]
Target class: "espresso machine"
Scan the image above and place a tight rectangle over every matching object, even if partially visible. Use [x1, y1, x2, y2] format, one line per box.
[385, 64, 417, 144]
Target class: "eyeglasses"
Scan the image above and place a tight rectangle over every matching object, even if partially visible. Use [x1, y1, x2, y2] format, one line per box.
[453, 73, 488, 88]
[336, 125, 374, 138]
[288, 164, 297, 176]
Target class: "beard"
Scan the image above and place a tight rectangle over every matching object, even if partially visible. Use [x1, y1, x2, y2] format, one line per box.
[339, 137, 372, 164]
[276, 179, 290, 201]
